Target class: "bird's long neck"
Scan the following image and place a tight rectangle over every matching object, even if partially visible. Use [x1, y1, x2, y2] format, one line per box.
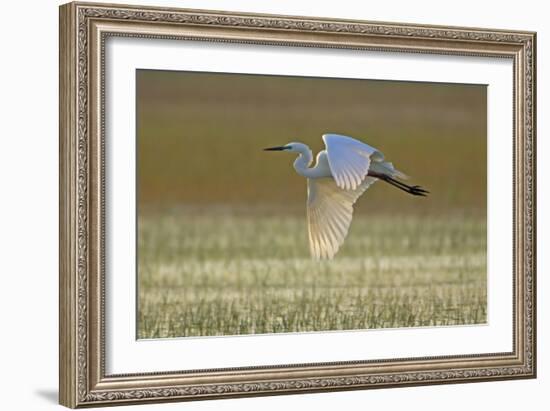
[293, 146, 314, 178]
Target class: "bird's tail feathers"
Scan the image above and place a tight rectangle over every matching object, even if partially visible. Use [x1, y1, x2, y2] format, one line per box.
[378, 161, 410, 180]
[392, 168, 410, 180]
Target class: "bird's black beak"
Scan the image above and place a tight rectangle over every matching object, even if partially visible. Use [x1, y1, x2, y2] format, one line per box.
[263, 146, 289, 151]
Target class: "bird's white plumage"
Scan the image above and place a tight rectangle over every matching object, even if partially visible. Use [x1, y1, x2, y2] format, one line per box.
[322, 134, 384, 190]
[307, 176, 377, 259]
[266, 133, 413, 259]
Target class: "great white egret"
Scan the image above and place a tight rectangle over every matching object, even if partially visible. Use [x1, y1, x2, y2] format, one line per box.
[264, 133, 428, 259]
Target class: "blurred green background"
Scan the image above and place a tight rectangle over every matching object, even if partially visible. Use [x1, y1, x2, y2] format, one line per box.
[137, 70, 486, 216]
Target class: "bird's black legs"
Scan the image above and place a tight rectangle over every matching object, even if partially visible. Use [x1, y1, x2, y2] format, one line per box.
[368, 172, 429, 197]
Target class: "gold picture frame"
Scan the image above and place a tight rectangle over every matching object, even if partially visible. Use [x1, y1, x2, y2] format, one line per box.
[59, 1, 536, 408]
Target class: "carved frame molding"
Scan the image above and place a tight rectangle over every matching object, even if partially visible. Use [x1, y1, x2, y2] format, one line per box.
[59, 2, 536, 407]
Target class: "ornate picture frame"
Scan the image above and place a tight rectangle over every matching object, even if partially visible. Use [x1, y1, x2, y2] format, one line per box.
[59, 1, 536, 408]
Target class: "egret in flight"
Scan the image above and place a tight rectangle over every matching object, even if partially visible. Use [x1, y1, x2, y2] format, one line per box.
[264, 133, 428, 259]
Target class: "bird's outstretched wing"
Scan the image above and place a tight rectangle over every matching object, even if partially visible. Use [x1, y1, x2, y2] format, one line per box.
[307, 176, 377, 259]
[322, 134, 384, 190]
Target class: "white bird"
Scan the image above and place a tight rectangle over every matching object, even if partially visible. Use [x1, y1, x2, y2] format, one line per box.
[265, 133, 428, 259]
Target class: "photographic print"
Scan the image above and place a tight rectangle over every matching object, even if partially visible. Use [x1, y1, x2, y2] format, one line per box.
[136, 70, 487, 339]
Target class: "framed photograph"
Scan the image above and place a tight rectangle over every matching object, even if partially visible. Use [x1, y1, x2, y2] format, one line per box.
[59, 1, 536, 408]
